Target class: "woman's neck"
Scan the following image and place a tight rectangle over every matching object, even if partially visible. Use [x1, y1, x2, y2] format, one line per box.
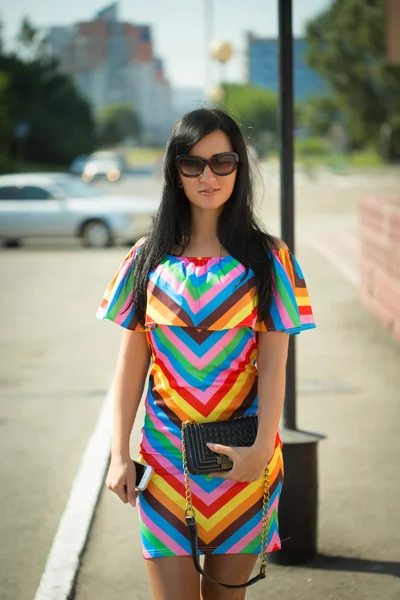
[181, 207, 226, 256]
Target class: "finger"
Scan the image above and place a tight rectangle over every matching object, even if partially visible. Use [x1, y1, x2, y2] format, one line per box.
[106, 479, 129, 503]
[206, 443, 235, 459]
[112, 483, 129, 504]
[119, 484, 129, 503]
[126, 472, 137, 507]
[208, 469, 235, 480]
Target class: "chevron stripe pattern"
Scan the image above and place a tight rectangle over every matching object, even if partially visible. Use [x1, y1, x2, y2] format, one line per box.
[97, 246, 316, 558]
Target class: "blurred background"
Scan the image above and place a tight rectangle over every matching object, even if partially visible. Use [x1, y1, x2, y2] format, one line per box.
[0, 1, 399, 600]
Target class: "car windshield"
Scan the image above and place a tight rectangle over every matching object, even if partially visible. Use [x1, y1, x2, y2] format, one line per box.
[54, 178, 99, 198]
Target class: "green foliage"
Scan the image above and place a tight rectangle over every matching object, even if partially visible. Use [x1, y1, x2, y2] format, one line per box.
[0, 14, 97, 168]
[348, 150, 384, 167]
[212, 84, 280, 158]
[0, 153, 16, 174]
[16, 16, 49, 63]
[0, 70, 12, 149]
[0, 54, 96, 165]
[296, 94, 341, 138]
[295, 136, 330, 156]
[98, 103, 141, 147]
[305, 0, 400, 159]
[215, 84, 279, 151]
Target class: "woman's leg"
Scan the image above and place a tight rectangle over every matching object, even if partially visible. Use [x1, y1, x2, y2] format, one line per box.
[201, 554, 258, 600]
[145, 555, 200, 600]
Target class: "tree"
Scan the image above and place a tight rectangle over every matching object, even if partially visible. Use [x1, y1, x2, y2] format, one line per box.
[0, 15, 4, 56]
[16, 16, 48, 63]
[98, 104, 141, 147]
[296, 94, 342, 138]
[0, 70, 15, 172]
[214, 84, 279, 155]
[305, 0, 400, 158]
[0, 52, 96, 166]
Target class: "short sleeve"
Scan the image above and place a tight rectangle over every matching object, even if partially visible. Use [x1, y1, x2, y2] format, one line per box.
[254, 248, 316, 335]
[96, 244, 148, 331]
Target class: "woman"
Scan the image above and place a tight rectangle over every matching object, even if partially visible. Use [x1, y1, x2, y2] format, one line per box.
[97, 108, 316, 600]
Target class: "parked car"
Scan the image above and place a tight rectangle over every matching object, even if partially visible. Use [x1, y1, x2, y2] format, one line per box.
[81, 151, 127, 183]
[69, 155, 89, 176]
[0, 173, 158, 248]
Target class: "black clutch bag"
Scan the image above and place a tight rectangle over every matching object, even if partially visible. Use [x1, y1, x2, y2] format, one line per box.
[181, 415, 258, 475]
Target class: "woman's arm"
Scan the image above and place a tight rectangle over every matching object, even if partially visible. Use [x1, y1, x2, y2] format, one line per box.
[106, 329, 151, 505]
[111, 328, 151, 457]
[253, 330, 289, 462]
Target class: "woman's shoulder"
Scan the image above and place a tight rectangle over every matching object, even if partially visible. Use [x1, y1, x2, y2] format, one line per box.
[134, 236, 147, 251]
[125, 236, 147, 259]
[268, 236, 289, 252]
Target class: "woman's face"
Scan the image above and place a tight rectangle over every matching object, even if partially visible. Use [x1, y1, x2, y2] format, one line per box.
[177, 129, 238, 212]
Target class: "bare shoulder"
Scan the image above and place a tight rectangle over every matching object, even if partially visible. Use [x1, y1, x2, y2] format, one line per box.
[135, 236, 147, 249]
[271, 236, 289, 251]
[131, 236, 147, 254]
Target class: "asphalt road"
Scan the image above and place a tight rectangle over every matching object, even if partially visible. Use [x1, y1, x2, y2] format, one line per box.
[1, 167, 399, 600]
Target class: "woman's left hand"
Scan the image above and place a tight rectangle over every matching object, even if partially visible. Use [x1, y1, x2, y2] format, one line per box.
[206, 442, 274, 483]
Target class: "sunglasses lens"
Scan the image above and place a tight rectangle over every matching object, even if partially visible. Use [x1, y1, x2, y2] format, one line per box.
[177, 158, 202, 177]
[211, 154, 238, 175]
[176, 153, 239, 177]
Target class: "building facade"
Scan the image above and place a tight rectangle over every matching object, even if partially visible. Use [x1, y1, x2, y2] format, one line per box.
[247, 34, 327, 100]
[46, 3, 173, 144]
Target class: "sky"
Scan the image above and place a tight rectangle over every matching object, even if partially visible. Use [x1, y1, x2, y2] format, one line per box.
[1, 0, 332, 88]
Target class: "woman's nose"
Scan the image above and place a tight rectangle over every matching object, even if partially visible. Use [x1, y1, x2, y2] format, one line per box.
[199, 165, 216, 183]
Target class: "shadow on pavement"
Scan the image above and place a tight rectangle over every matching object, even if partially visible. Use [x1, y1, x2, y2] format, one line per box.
[303, 554, 400, 578]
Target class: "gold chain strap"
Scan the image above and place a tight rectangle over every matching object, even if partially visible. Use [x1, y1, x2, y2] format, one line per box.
[260, 464, 270, 575]
[181, 421, 195, 518]
[181, 420, 270, 573]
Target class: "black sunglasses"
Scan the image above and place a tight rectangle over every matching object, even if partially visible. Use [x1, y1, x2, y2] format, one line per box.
[175, 152, 239, 178]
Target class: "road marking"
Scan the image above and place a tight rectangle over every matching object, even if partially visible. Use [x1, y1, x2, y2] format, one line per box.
[308, 237, 358, 286]
[34, 385, 113, 600]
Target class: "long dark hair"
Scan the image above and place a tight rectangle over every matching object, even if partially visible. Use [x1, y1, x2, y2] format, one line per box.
[133, 108, 279, 325]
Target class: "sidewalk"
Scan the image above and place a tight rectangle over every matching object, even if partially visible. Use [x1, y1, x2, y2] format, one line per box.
[73, 181, 400, 599]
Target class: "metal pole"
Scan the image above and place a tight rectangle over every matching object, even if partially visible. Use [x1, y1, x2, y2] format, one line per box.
[204, 0, 214, 98]
[271, 0, 324, 565]
[278, 0, 296, 430]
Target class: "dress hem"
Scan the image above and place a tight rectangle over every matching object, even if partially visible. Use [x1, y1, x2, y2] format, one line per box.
[143, 543, 282, 559]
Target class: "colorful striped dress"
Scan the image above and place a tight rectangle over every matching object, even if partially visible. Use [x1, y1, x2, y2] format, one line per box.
[96, 244, 316, 558]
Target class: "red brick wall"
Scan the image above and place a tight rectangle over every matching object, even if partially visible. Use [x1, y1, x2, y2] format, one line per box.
[359, 195, 400, 343]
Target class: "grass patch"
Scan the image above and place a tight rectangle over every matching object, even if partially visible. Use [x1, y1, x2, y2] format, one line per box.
[123, 147, 164, 166]
[348, 151, 384, 167]
[296, 150, 384, 172]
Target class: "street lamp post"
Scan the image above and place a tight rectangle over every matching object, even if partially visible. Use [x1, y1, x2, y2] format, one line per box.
[207, 84, 225, 105]
[269, 0, 325, 566]
[204, 0, 215, 99]
[209, 40, 233, 108]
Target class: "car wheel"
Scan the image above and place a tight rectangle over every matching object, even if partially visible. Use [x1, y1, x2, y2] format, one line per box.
[81, 220, 113, 248]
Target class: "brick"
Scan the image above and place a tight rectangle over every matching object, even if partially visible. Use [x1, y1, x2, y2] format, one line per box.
[358, 194, 400, 343]
[369, 298, 394, 330]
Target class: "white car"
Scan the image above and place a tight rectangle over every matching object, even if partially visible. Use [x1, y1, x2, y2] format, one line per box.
[0, 173, 158, 248]
[81, 151, 126, 182]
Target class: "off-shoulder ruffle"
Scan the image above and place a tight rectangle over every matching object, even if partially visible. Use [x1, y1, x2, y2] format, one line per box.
[96, 245, 149, 331]
[96, 245, 315, 335]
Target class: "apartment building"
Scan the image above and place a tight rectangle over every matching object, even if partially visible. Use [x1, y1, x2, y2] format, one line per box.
[46, 3, 173, 144]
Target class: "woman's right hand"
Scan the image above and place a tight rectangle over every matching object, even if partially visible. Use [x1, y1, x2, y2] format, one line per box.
[106, 454, 138, 507]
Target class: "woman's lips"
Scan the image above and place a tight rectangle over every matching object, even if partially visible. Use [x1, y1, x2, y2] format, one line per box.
[199, 188, 220, 195]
